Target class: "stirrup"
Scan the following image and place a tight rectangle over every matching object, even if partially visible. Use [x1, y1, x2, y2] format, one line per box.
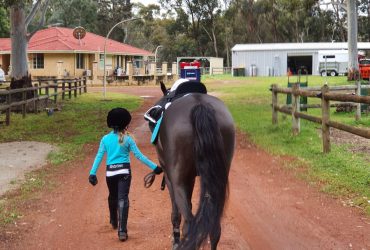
[144, 105, 162, 124]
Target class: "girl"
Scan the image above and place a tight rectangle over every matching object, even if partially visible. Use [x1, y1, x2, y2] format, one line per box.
[88, 107, 162, 241]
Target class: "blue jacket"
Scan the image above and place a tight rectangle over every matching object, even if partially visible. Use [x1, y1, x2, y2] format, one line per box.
[89, 131, 157, 175]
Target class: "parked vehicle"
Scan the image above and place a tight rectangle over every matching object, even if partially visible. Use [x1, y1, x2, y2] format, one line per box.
[318, 50, 348, 76]
[359, 59, 370, 80]
[0, 67, 5, 82]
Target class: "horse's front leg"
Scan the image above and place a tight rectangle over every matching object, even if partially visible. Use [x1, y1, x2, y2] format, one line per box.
[166, 177, 181, 249]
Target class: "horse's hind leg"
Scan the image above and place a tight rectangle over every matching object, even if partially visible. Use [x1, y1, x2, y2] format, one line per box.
[166, 178, 181, 249]
[210, 223, 221, 250]
[176, 179, 195, 241]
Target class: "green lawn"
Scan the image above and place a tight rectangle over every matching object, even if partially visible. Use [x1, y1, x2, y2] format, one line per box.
[203, 75, 370, 214]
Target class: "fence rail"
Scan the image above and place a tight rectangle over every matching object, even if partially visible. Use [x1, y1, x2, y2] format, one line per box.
[0, 78, 87, 126]
[270, 82, 370, 153]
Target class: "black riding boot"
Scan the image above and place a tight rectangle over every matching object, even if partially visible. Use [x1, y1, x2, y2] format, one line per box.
[108, 199, 118, 229]
[118, 200, 129, 241]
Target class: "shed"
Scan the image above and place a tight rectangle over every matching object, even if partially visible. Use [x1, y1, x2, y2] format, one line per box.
[231, 42, 370, 76]
[176, 57, 223, 74]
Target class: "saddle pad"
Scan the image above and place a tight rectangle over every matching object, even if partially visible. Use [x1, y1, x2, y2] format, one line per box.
[151, 115, 163, 144]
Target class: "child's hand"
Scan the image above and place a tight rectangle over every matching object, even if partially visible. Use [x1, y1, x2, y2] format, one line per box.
[153, 166, 163, 175]
[89, 175, 98, 186]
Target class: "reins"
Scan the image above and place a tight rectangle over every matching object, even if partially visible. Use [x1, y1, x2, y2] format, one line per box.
[143, 172, 166, 190]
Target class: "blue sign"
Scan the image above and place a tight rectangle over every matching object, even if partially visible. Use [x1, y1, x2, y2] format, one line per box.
[180, 68, 201, 81]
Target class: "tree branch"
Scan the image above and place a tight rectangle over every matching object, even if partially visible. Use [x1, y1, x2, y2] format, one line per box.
[27, 0, 50, 41]
[25, 0, 43, 28]
[201, 25, 212, 41]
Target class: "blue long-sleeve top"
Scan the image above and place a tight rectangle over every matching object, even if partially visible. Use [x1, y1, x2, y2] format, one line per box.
[89, 131, 157, 175]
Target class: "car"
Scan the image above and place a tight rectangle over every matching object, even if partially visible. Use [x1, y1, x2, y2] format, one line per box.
[359, 59, 370, 80]
[0, 67, 5, 82]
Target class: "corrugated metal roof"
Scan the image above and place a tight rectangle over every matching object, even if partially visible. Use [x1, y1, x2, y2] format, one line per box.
[232, 42, 370, 51]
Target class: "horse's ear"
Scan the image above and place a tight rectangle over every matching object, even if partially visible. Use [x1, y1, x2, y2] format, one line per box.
[160, 81, 167, 95]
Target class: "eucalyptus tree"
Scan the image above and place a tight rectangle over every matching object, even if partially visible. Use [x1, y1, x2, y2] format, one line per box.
[358, 0, 370, 41]
[198, 0, 222, 57]
[125, 3, 162, 50]
[48, 0, 98, 31]
[160, 0, 206, 54]
[96, 0, 132, 42]
[1, 0, 50, 89]
[0, 6, 10, 37]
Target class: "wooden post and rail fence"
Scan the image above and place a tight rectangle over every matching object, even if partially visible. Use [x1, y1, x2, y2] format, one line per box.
[0, 78, 87, 126]
[270, 82, 370, 153]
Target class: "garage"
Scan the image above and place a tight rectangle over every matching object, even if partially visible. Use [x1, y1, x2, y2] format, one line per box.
[287, 55, 312, 75]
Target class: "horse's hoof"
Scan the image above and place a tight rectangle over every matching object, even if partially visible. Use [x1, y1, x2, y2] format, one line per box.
[172, 243, 179, 250]
[118, 231, 128, 241]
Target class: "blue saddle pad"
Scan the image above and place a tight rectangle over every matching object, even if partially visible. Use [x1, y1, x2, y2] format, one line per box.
[151, 116, 163, 144]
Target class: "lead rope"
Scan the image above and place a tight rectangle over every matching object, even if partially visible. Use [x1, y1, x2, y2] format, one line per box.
[143, 172, 166, 191]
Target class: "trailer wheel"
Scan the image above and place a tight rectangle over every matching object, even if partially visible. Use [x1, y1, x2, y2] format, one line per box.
[330, 71, 337, 76]
[321, 71, 327, 77]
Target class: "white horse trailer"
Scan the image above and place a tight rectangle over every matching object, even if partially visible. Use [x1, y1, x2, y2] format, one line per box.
[318, 50, 348, 76]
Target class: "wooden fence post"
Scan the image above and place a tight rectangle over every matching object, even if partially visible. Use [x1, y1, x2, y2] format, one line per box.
[74, 79, 77, 98]
[83, 77, 87, 93]
[34, 84, 38, 113]
[6, 87, 11, 126]
[355, 80, 361, 120]
[79, 79, 82, 95]
[292, 83, 300, 135]
[271, 84, 278, 125]
[321, 84, 331, 153]
[53, 80, 58, 104]
[38, 81, 42, 95]
[62, 81, 65, 100]
[45, 84, 49, 108]
[22, 90, 26, 118]
[68, 82, 72, 99]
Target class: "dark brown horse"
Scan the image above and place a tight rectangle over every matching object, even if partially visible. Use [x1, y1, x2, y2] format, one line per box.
[148, 81, 235, 250]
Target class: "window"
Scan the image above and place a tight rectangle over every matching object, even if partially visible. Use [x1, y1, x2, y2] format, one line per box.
[32, 53, 44, 69]
[76, 53, 85, 69]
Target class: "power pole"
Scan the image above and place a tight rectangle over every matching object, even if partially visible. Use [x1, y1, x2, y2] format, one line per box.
[347, 0, 359, 80]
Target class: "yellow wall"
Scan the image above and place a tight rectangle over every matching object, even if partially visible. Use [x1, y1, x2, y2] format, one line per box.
[5, 52, 149, 79]
[28, 53, 93, 78]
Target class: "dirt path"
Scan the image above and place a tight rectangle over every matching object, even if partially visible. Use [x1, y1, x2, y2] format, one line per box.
[1, 86, 369, 250]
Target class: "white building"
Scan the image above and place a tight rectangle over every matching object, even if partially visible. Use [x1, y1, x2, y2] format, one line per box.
[231, 42, 370, 76]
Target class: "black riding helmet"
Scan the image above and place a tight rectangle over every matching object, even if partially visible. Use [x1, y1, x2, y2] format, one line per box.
[107, 108, 132, 131]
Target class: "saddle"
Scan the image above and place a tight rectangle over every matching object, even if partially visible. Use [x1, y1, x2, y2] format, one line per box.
[144, 80, 207, 144]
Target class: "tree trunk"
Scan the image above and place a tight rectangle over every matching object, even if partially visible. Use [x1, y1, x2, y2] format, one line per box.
[347, 0, 359, 80]
[10, 5, 29, 81]
[10, 5, 33, 103]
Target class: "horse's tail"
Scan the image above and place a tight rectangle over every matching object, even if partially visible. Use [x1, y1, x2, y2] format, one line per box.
[181, 103, 229, 249]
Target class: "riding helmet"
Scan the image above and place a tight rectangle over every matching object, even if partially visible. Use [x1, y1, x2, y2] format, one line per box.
[107, 108, 132, 130]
